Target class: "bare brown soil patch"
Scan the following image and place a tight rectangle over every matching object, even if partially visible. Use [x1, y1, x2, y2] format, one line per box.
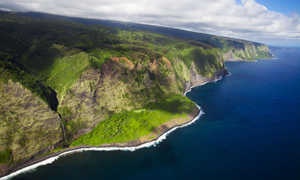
[110, 57, 135, 69]
[162, 56, 172, 68]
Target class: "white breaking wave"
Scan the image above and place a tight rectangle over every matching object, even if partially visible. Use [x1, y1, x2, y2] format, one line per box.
[1, 73, 229, 180]
[183, 73, 229, 96]
[1, 106, 204, 180]
[214, 76, 224, 82]
[183, 81, 210, 96]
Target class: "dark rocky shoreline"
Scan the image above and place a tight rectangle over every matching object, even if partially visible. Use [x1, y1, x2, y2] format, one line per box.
[0, 107, 201, 179]
[1, 70, 229, 179]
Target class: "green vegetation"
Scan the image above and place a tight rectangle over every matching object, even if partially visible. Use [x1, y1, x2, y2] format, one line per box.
[0, 149, 12, 164]
[0, 61, 47, 104]
[0, 12, 223, 156]
[71, 94, 195, 146]
[0, 10, 271, 172]
[147, 134, 156, 140]
[45, 52, 90, 98]
[89, 48, 124, 69]
[71, 110, 178, 146]
[38, 147, 64, 158]
[145, 94, 195, 114]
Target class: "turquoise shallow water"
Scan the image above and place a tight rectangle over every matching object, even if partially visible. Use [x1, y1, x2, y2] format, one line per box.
[10, 47, 300, 180]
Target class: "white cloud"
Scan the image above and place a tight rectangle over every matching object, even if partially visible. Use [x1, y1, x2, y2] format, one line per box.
[1, 0, 300, 46]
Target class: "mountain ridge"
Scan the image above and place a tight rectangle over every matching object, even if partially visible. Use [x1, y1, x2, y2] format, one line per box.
[0, 11, 270, 177]
[9, 11, 272, 61]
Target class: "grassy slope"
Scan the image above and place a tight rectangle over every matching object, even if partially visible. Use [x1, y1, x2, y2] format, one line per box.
[44, 51, 90, 99]
[71, 94, 194, 146]
[71, 110, 183, 146]
[0, 12, 227, 165]
[9, 10, 273, 60]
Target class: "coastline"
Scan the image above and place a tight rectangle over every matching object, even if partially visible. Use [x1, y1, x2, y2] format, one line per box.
[225, 59, 258, 62]
[0, 76, 226, 180]
[1, 107, 202, 180]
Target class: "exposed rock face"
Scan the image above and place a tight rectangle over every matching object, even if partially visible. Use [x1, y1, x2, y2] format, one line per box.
[223, 50, 242, 61]
[213, 69, 230, 80]
[183, 63, 229, 93]
[0, 51, 229, 178]
[171, 51, 228, 94]
[183, 65, 210, 93]
[58, 57, 181, 142]
[223, 43, 272, 61]
[110, 57, 135, 70]
[190, 64, 211, 85]
[0, 80, 62, 176]
[0, 11, 272, 178]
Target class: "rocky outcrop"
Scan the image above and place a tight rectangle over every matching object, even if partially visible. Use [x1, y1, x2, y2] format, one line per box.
[57, 57, 180, 142]
[183, 64, 210, 93]
[223, 50, 243, 61]
[0, 49, 230, 177]
[170, 49, 228, 94]
[183, 64, 229, 93]
[213, 69, 230, 80]
[0, 11, 272, 178]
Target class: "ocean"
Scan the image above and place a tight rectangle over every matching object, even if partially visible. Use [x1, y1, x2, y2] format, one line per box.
[9, 47, 300, 180]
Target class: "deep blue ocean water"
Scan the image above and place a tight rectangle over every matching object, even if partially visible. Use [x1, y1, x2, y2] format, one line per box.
[11, 47, 300, 180]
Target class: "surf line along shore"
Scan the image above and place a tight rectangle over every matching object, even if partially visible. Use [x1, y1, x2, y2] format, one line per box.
[0, 75, 227, 180]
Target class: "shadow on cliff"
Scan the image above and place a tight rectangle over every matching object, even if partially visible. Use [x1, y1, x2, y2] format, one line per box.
[145, 94, 195, 114]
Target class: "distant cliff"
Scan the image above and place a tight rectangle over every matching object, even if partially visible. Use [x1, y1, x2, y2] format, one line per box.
[7, 11, 273, 61]
[216, 39, 272, 61]
[0, 51, 228, 177]
[0, 11, 269, 177]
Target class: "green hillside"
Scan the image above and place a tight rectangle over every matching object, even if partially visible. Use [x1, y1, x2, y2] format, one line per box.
[11, 11, 273, 61]
[0, 11, 234, 177]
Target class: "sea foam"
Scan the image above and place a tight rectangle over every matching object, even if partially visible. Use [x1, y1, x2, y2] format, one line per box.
[1, 106, 203, 180]
[1, 74, 229, 180]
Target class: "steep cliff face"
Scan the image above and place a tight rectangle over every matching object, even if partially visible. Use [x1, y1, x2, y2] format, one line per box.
[0, 79, 62, 175]
[0, 12, 231, 177]
[222, 41, 272, 61]
[0, 47, 228, 178]
[171, 49, 229, 93]
[58, 56, 181, 141]
[183, 61, 229, 92]
[57, 49, 228, 143]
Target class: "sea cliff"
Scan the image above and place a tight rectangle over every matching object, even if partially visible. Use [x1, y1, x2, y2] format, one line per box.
[222, 41, 272, 61]
[0, 11, 268, 178]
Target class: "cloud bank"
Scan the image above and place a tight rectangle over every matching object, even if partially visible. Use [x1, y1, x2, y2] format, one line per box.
[1, 0, 300, 46]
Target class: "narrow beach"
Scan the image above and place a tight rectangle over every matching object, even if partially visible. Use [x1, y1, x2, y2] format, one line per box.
[1, 104, 203, 180]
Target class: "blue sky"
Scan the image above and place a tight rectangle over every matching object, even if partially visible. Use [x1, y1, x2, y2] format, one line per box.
[0, 0, 299, 47]
[255, 0, 300, 14]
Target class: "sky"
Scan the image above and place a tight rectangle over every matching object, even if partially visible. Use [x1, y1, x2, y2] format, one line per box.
[0, 0, 300, 46]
